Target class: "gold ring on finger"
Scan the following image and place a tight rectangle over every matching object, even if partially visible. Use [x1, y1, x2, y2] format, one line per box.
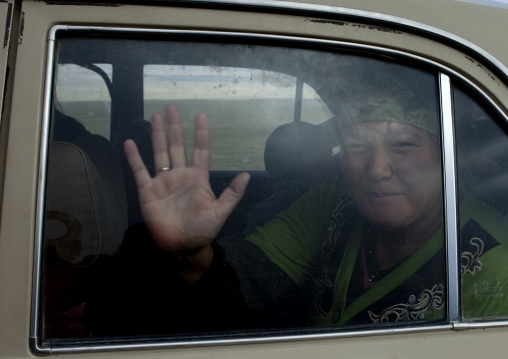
[156, 166, 171, 173]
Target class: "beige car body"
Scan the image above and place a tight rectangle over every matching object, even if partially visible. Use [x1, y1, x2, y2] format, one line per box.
[1, 0, 508, 357]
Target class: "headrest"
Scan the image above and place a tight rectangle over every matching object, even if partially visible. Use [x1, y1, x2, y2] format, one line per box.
[264, 121, 339, 180]
[44, 136, 127, 267]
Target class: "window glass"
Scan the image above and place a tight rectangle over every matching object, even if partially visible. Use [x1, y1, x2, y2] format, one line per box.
[144, 65, 299, 171]
[301, 83, 335, 126]
[144, 66, 334, 171]
[40, 36, 444, 348]
[55, 64, 112, 139]
[454, 82, 508, 321]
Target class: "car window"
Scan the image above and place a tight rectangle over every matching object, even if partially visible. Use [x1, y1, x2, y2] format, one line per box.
[39, 34, 445, 349]
[454, 81, 508, 321]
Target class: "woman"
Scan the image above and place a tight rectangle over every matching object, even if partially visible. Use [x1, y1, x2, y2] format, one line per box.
[117, 93, 508, 332]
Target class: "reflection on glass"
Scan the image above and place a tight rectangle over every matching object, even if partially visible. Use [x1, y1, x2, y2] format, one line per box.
[41, 38, 445, 347]
[454, 83, 508, 321]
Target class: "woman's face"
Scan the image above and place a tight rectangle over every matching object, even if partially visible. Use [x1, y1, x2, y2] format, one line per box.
[339, 121, 443, 232]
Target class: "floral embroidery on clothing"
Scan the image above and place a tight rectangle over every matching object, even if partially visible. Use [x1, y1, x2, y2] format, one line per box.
[368, 284, 444, 323]
[461, 237, 484, 276]
[316, 194, 354, 317]
[474, 281, 504, 301]
[321, 194, 352, 254]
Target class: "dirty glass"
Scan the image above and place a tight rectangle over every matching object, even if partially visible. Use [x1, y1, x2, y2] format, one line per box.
[454, 82, 508, 321]
[143, 65, 333, 171]
[39, 36, 444, 348]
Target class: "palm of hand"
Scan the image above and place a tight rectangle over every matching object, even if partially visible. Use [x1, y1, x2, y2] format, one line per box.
[124, 105, 249, 255]
[137, 167, 226, 252]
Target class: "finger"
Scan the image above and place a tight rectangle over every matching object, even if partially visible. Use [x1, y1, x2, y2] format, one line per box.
[166, 105, 187, 168]
[192, 112, 211, 171]
[124, 139, 151, 186]
[151, 113, 171, 172]
[216, 172, 250, 218]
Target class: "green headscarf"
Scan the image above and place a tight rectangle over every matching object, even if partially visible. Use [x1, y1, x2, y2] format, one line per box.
[340, 93, 439, 136]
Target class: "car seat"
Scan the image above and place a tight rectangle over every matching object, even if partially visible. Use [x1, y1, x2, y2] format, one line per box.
[43, 110, 128, 338]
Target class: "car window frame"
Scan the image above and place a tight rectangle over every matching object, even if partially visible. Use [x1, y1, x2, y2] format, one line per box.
[30, 24, 508, 354]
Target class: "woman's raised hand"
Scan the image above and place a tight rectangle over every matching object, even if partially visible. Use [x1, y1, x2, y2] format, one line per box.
[124, 105, 250, 272]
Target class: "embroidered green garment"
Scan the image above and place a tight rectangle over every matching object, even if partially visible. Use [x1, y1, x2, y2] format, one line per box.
[459, 192, 508, 320]
[247, 177, 508, 326]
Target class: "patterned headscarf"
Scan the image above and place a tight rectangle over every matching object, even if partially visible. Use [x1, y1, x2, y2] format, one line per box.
[338, 93, 440, 136]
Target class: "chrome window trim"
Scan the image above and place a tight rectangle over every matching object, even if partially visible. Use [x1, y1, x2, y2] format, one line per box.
[31, 25, 508, 354]
[439, 73, 460, 324]
[150, 0, 508, 84]
[42, 0, 508, 82]
[42, 325, 454, 354]
[30, 26, 58, 356]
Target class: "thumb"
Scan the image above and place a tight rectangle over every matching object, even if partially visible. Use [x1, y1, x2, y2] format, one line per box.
[216, 172, 250, 218]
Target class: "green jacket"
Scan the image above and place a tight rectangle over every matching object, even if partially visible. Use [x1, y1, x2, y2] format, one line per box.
[238, 177, 508, 326]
